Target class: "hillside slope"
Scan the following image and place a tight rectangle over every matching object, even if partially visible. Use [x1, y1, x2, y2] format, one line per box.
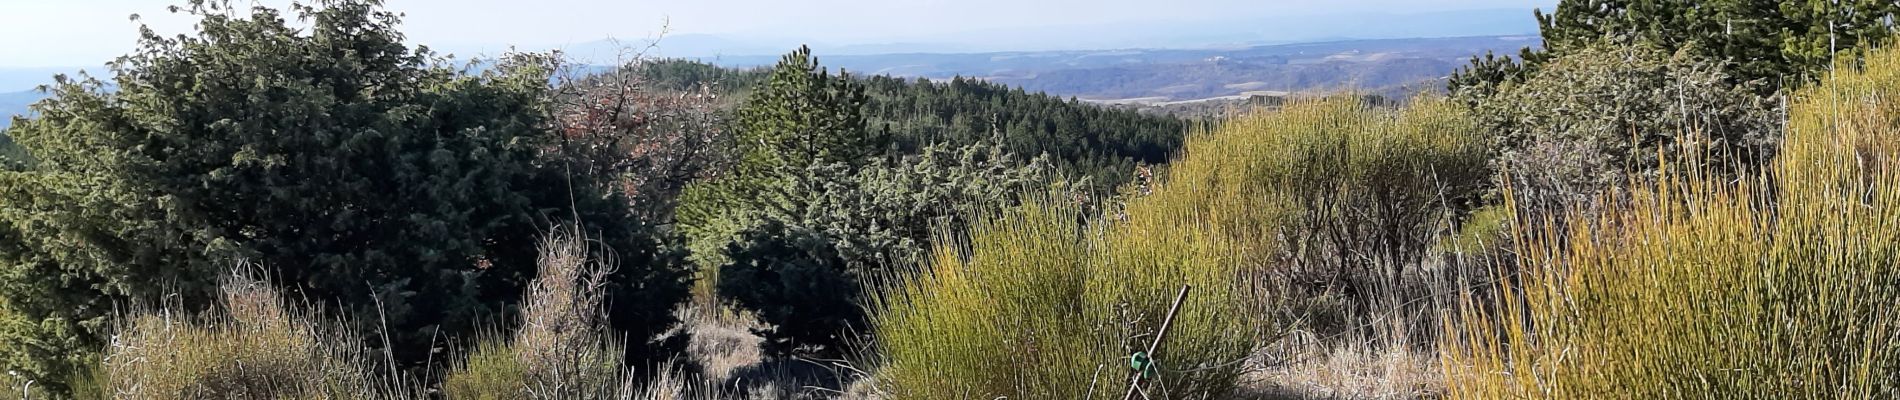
[697, 36, 1540, 102]
[642, 59, 1188, 189]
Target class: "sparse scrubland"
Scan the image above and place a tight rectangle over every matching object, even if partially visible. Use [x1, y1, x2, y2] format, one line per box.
[5, 0, 1900, 399]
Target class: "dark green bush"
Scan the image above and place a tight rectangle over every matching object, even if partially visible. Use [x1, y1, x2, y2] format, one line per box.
[0, 133, 26, 170]
[1470, 42, 1782, 215]
[1451, 1, 1900, 96]
[716, 221, 860, 356]
[0, 0, 688, 390]
[715, 142, 1048, 356]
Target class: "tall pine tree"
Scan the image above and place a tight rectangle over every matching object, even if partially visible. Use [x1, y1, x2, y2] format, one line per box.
[733, 45, 880, 173]
[676, 45, 883, 273]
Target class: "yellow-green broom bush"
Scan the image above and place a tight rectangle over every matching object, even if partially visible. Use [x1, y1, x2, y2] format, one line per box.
[867, 96, 1487, 398]
[1442, 46, 1900, 399]
[1165, 96, 1487, 281]
[1162, 95, 1487, 343]
[868, 198, 1258, 399]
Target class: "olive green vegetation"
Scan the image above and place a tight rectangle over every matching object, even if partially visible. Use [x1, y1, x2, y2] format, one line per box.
[1451, 0, 1900, 96]
[1163, 96, 1489, 341]
[1443, 46, 1900, 399]
[1221, 98, 1489, 291]
[10, 0, 1895, 399]
[0, 133, 26, 170]
[715, 142, 1050, 356]
[868, 198, 1259, 399]
[677, 46, 1059, 357]
[868, 96, 1488, 399]
[1471, 42, 1783, 217]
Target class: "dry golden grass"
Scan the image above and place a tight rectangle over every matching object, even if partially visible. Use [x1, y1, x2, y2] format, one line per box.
[95, 271, 405, 400]
[1242, 331, 1440, 400]
[444, 228, 830, 400]
[673, 305, 767, 385]
[445, 227, 634, 399]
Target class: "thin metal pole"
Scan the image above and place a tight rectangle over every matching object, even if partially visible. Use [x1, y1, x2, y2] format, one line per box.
[1123, 284, 1191, 400]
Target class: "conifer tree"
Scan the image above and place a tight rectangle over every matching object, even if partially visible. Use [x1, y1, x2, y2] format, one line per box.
[734, 45, 879, 173]
[0, 0, 689, 390]
[1452, 0, 1900, 94]
[678, 46, 883, 269]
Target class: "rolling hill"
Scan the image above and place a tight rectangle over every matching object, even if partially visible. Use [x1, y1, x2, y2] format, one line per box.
[696, 35, 1540, 103]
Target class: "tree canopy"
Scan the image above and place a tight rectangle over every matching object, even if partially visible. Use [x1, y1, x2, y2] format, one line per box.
[0, 0, 688, 388]
[1453, 0, 1900, 94]
[640, 59, 1188, 191]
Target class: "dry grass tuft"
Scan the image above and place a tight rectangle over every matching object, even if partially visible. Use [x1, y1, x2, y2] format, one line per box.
[96, 270, 405, 400]
[1242, 330, 1441, 400]
[445, 226, 635, 399]
[674, 305, 767, 385]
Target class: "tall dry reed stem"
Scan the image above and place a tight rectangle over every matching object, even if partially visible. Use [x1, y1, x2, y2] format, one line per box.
[446, 226, 636, 399]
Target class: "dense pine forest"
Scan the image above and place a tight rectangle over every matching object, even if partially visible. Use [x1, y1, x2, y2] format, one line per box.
[1, 0, 1900, 399]
[638, 57, 1190, 189]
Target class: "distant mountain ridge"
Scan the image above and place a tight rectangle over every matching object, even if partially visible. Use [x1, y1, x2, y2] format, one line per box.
[688, 35, 1542, 102]
[0, 90, 44, 130]
[0, 34, 1545, 130]
[599, 7, 1544, 59]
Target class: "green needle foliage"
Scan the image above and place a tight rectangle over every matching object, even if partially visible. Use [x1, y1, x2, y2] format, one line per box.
[640, 59, 1189, 192]
[734, 45, 881, 172]
[1443, 45, 1900, 399]
[677, 46, 880, 273]
[1452, 0, 1900, 95]
[0, 133, 26, 171]
[717, 142, 1050, 356]
[1474, 42, 1782, 218]
[0, 0, 688, 390]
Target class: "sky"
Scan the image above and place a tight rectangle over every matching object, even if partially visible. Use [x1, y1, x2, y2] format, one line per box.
[0, 0, 1557, 68]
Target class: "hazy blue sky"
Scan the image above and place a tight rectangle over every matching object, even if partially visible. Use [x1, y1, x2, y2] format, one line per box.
[0, 0, 1557, 67]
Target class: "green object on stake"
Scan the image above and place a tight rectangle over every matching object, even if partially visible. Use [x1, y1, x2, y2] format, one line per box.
[1124, 285, 1191, 400]
[1130, 352, 1156, 378]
